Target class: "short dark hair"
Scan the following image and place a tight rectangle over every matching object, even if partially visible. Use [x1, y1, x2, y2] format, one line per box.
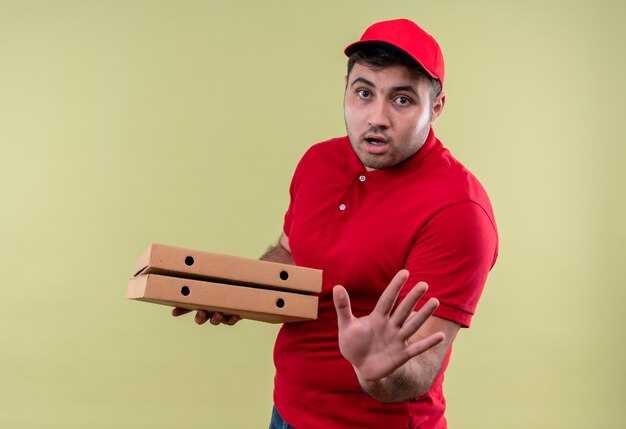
[347, 44, 442, 104]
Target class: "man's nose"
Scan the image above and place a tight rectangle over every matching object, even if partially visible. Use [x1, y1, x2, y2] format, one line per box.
[367, 100, 391, 128]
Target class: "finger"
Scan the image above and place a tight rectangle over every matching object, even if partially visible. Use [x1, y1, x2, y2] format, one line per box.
[210, 312, 224, 325]
[333, 285, 353, 330]
[223, 315, 241, 325]
[390, 281, 428, 326]
[406, 332, 446, 358]
[398, 298, 440, 340]
[172, 307, 192, 317]
[195, 310, 211, 325]
[373, 269, 409, 316]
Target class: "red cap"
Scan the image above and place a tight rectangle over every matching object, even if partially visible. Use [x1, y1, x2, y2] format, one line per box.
[344, 19, 445, 87]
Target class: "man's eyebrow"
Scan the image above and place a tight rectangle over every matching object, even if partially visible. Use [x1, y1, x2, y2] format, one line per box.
[393, 85, 419, 97]
[350, 77, 375, 88]
[349, 78, 420, 98]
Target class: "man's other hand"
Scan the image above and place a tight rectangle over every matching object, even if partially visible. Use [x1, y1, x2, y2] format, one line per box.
[171, 308, 241, 326]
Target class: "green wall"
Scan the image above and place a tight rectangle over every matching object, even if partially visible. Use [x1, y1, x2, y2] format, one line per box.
[1, 1, 624, 427]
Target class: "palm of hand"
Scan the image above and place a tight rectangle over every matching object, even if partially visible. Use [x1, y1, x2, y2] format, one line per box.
[333, 270, 443, 382]
[338, 311, 414, 380]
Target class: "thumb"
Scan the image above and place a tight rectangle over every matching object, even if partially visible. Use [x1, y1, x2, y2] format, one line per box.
[333, 285, 353, 329]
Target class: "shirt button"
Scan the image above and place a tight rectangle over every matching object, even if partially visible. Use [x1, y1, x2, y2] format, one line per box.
[359, 175, 366, 182]
[339, 203, 346, 211]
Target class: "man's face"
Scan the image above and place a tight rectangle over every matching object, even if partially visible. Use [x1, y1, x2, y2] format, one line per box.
[344, 62, 444, 171]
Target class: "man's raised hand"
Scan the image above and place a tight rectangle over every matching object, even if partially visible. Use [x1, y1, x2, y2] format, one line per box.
[332, 269, 445, 382]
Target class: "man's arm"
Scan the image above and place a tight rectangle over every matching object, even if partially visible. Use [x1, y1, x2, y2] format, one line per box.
[334, 202, 495, 403]
[333, 269, 460, 403]
[260, 233, 294, 265]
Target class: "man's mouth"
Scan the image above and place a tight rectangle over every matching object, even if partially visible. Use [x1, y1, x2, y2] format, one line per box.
[363, 135, 389, 155]
[365, 134, 388, 146]
[366, 137, 386, 146]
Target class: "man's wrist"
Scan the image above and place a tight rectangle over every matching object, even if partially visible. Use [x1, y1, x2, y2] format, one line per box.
[355, 369, 383, 393]
[354, 366, 395, 402]
[354, 363, 423, 403]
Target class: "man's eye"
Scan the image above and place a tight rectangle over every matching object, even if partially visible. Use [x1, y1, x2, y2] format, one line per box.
[357, 89, 371, 98]
[394, 96, 412, 105]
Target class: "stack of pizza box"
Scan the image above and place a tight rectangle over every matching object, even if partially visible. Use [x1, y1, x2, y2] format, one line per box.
[127, 244, 322, 323]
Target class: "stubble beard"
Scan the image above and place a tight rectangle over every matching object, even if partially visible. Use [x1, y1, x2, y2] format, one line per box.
[346, 125, 430, 171]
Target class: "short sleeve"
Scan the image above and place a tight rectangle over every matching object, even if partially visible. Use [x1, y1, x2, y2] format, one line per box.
[282, 148, 307, 237]
[401, 201, 498, 328]
[283, 175, 296, 237]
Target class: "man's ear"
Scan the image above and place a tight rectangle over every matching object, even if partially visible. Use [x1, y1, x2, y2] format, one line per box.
[431, 92, 446, 124]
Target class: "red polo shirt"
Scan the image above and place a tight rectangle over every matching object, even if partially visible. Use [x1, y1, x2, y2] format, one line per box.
[274, 129, 498, 429]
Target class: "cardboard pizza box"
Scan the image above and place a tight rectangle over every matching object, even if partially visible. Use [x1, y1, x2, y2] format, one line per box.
[134, 244, 322, 294]
[127, 274, 319, 323]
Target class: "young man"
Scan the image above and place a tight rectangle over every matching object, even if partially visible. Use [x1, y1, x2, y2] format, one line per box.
[178, 19, 498, 429]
